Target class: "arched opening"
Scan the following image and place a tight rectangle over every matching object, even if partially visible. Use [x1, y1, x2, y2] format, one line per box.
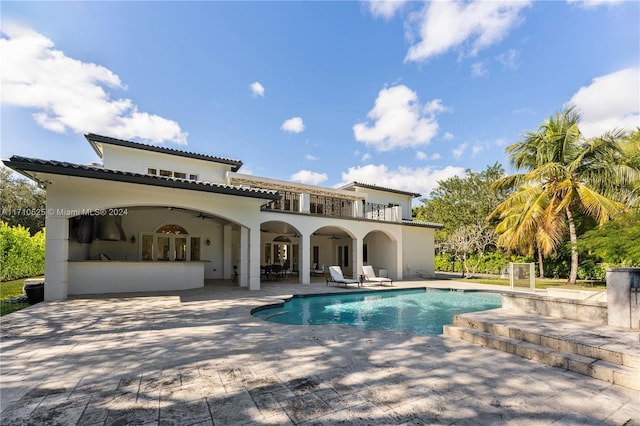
[142, 223, 200, 261]
[311, 226, 353, 276]
[261, 221, 301, 280]
[363, 229, 396, 279]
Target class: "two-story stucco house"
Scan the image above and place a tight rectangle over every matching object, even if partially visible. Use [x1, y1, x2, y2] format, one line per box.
[3, 133, 442, 300]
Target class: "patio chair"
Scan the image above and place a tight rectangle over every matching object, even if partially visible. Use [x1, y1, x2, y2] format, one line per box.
[362, 265, 393, 286]
[311, 264, 325, 276]
[327, 266, 360, 288]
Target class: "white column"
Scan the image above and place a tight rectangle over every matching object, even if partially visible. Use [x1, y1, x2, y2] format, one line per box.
[353, 237, 362, 279]
[394, 238, 403, 280]
[300, 233, 310, 285]
[249, 227, 261, 290]
[300, 193, 310, 213]
[45, 215, 69, 300]
[239, 227, 248, 287]
[223, 225, 232, 279]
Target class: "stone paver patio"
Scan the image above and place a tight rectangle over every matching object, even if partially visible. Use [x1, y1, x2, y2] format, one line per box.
[1, 279, 638, 425]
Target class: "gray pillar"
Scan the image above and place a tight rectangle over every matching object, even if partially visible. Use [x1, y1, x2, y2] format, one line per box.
[606, 267, 640, 329]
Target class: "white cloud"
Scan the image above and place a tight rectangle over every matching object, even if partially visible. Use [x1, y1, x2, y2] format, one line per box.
[496, 48, 520, 69]
[416, 151, 427, 160]
[568, 67, 640, 138]
[471, 61, 488, 77]
[339, 163, 465, 198]
[366, 0, 408, 19]
[250, 81, 265, 97]
[291, 170, 328, 185]
[452, 143, 467, 159]
[361, 152, 372, 161]
[281, 116, 305, 133]
[431, 152, 442, 160]
[305, 154, 319, 161]
[404, 0, 531, 62]
[566, 0, 622, 8]
[0, 25, 187, 145]
[353, 85, 445, 151]
[472, 144, 483, 156]
[443, 132, 455, 140]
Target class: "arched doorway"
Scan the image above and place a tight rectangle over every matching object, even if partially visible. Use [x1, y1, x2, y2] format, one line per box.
[141, 224, 201, 261]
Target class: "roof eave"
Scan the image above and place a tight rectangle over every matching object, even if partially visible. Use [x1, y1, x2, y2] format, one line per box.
[4, 157, 278, 201]
[84, 133, 244, 172]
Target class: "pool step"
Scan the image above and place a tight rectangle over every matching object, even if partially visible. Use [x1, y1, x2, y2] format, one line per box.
[443, 310, 640, 390]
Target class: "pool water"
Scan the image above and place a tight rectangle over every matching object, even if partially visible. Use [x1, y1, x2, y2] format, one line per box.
[252, 288, 501, 336]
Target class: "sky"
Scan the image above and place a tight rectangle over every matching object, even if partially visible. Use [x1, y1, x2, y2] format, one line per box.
[1, 0, 639, 202]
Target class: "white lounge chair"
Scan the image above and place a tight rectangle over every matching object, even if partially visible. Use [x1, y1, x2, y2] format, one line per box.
[327, 266, 360, 288]
[311, 264, 325, 276]
[362, 265, 393, 286]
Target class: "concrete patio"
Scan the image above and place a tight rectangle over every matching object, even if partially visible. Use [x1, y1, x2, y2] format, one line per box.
[1, 278, 638, 425]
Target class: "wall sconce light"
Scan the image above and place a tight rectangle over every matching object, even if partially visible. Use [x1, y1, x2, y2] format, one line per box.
[130, 235, 136, 244]
[206, 238, 211, 246]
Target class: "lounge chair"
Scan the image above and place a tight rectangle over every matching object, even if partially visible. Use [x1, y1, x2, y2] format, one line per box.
[362, 265, 393, 286]
[327, 266, 361, 288]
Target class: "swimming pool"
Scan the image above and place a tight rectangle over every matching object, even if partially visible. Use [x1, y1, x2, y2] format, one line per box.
[252, 288, 501, 336]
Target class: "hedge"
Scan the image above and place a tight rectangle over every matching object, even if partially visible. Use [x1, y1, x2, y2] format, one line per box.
[0, 222, 45, 281]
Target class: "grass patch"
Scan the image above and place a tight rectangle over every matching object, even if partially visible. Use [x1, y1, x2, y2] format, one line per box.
[0, 276, 43, 316]
[440, 275, 606, 291]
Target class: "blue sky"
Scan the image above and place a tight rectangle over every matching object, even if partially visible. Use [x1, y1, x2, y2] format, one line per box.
[1, 1, 639, 201]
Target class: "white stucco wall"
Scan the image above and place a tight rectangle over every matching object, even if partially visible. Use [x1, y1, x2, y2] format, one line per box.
[101, 144, 232, 183]
[350, 187, 414, 220]
[68, 261, 205, 294]
[402, 226, 436, 278]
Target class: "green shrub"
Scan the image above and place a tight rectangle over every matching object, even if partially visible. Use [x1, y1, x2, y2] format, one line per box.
[577, 260, 607, 281]
[0, 222, 46, 281]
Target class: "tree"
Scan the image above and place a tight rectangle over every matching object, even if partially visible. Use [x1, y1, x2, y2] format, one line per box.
[446, 223, 495, 279]
[578, 211, 640, 266]
[490, 106, 639, 284]
[413, 162, 509, 241]
[0, 167, 46, 234]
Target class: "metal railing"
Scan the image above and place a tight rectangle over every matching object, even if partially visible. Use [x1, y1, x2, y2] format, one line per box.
[364, 202, 388, 221]
[262, 193, 399, 223]
[310, 195, 353, 218]
[262, 191, 300, 212]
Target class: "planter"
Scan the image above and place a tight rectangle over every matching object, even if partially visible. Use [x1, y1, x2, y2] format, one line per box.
[23, 278, 45, 305]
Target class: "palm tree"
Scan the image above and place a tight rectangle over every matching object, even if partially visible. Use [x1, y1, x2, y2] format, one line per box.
[490, 106, 638, 284]
[492, 184, 565, 278]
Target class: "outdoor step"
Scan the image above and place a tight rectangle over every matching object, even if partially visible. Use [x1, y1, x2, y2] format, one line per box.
[452, 312, 640, 369]
[443, 325, 640, 390]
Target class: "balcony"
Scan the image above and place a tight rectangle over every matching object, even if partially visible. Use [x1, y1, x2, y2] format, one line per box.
[262, 192, 402, 223]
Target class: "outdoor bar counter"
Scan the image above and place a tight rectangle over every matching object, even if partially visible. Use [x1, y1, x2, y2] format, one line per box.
[68, 260, 207, 295]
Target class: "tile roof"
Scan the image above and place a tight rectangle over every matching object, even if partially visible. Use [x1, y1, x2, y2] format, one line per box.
[3, 156, 279, 200]
[85, 133, 243, 172]
[340, 181, 422, 198]
[401, 219, 444, 229]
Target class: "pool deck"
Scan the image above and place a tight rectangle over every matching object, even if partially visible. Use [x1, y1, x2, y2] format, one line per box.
[1, 278, 638, 425]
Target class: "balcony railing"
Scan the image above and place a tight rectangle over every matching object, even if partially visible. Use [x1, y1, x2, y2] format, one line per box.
[262, 191, 300, 212]
[364, 202, 388, 221]
[309, 195, 352, 218]
[262, 193, 401, 223]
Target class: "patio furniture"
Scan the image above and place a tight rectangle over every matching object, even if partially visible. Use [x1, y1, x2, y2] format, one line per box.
[311, 264, 325, 276]
[362, 265, 393, 286]
[327, 266, 360, 288]
[264, 264, 284, 281]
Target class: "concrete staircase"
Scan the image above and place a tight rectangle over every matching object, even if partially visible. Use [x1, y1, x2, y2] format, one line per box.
[443, 309, 640, 390]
